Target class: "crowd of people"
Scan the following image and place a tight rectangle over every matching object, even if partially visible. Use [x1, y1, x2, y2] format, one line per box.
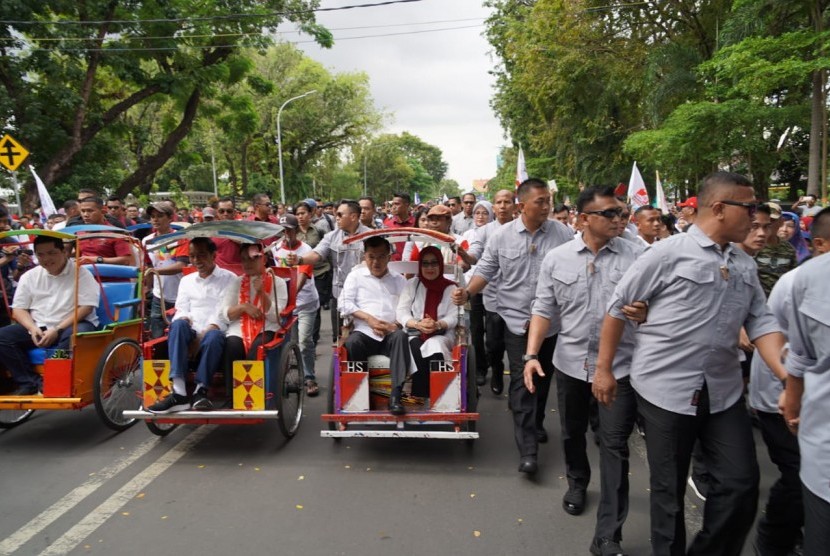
[0, 178, 828, 556]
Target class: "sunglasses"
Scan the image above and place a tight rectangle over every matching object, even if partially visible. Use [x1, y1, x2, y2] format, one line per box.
[421, 260, 440, 267]
[718, 200, 757, 217]
[583, 207, 623, 219]
[106, 205, 121, 210]
[217, 208, 234, 214]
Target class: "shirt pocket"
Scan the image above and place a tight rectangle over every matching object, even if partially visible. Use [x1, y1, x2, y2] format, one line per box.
[498, 247, 523, 268]
[603, 267, 625, 299]
[673, 264, 715, 308]
[800, 295, 830, 328]
[553, 270, 579, 303]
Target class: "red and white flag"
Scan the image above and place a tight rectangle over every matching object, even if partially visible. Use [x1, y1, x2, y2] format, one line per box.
[515, 146, 528, 189]
[627, 162, 649, 209]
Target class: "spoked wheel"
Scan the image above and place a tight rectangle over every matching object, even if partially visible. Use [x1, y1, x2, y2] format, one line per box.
[94, 337, 142, 432]
[276, 342, 304, 438]
[145, 420, 178, 437]
[0, 408, 35, 429]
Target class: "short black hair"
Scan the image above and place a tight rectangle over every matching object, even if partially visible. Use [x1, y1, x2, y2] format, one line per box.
[811, 206, 830, 240]
[359, 196, 376, 208]
[107, 195, 122, 203]
[392, 192, 411, 204]
[294, 201, 313, 214]
[553, 203, 570, 214]
[576, 186, 616, 213]
[79, 196, 103, 207]
[634, 205, 659, 216]
[218, 196, 235, 205]
[756, 204, 772, 217]
[516, 178, 548, 202]
[0, 207, 8, 219]
[698, 171, 753, 207]
[338, 199, 361, 216]
[189, 237, 217, 253]
[78, 188, 97, 197]
[364, 235, 391, 253]
[462, 192, 477, 200]
[251, 192, 270, 206]
[448, 195, 462, 204]
[34, 235, 65, 251]
[63, 200, 78, 210]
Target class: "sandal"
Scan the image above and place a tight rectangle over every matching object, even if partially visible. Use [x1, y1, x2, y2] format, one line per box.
[305, 379, 319, 397]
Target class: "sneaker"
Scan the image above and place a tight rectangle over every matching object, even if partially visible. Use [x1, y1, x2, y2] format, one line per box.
[147, 392, 191, 414]
[687, 475, 707, 501]
[191, 388, 213, 410]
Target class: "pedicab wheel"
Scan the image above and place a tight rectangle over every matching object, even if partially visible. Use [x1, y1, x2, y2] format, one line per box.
[0, 408, 35, 429]
[145, 420, 178, 437]
[276, 342, 304, 438]
[464, 346, 478, 440]
[93, 337, 142, 432]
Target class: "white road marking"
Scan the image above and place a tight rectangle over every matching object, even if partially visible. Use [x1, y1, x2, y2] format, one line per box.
[0, 435, 162, 554]
[38, 426, 215, 556]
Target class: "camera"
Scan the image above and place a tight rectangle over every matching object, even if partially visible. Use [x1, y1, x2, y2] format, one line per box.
[14, 248, 33, 256]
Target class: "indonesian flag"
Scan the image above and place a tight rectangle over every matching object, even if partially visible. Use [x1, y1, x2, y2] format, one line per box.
[515, 146, 528, 188]
[29, 165, 57, 218]
[627, 162, 649, 210]
[655, 170, 670, 215]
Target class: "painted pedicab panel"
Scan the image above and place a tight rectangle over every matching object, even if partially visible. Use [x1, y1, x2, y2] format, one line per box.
[122, 220, 305, 439]
[0, 226, 145, 431]
[320, 227, 479, 440]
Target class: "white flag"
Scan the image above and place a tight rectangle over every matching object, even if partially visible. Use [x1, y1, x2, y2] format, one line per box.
[655, 171, 669, 215]
[548, 179, 558, 193]
[515, 146, 528, 188]
[627, 162, 649, 210]
[29, 165, 57, 217]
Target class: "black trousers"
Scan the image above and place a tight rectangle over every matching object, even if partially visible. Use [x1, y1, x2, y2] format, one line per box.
[484, 310, 506, 374]
[224, 332, 276, 370]
[637, 389, 759, 556]
[407, 336, 440, 398]
[803, 484, 830, 556]
[754, 410, 803, 555]
[503, 328, 555, 457]
[469, 293, 487, 378]
[329, 297, 340, 343]
[344, 330, 410, 391]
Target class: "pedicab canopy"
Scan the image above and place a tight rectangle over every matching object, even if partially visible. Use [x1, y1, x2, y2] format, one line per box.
[343, 227, 456, 247]
[144, 220, 285, 251]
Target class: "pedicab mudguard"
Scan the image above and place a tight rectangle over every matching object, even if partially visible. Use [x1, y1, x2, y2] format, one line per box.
[319, 412, 479, 439]
[0, 395, 84, 411]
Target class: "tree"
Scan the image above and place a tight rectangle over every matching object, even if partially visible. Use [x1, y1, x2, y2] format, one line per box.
[0, 0, 331, 209]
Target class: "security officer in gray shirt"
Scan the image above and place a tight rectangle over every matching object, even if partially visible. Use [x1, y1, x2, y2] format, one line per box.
[525, 186, 645, 556]
[782, 208, 830, 556]
[452, 178, 573, 474]
[594, 172, 787, 556]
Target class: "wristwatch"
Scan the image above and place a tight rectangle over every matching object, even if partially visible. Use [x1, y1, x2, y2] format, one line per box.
[96, 256, 104, 263]
[522, 354, 538, 363]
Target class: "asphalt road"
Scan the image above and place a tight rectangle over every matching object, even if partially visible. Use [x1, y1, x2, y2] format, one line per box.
[0, 313, 779, 556]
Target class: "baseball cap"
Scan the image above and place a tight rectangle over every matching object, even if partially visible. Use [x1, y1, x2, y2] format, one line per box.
[203, 207, 216, 219]
[427, 204, 453, 218]
[302, 198, 317, 210]
[677, 197, 698, 209]
[279, 214, 298, 229]
[766, 202, 782, 220]
[146, 202, 174, 217]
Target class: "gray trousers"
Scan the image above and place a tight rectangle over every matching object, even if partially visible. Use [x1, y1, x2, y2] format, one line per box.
[343, 330, 411, 392]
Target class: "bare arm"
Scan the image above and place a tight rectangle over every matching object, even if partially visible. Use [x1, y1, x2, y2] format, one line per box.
[753, 332, 788, 381]
[522, 314, 551, 393]
[591, 315, 626, 406]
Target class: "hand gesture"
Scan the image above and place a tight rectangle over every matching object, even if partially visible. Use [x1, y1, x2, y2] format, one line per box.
[622, 301, 648, 324]
[285, 253, 299, 266]
[592, 370, 617, 407]
[523, 359, 544, 393]
[34, 327, 59, 348]
[242, 303, 263, 319]
[450, 287, 467, 306]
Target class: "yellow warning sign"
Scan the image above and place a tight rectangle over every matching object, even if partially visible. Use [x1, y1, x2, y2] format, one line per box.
[0, 134, 29, 172]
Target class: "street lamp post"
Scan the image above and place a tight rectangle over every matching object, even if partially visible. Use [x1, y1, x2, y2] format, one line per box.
[277, 90, 317, 205]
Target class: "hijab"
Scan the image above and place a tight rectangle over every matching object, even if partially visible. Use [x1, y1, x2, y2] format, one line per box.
[417, 245, 456, 340]
[781, 211, 811, 264]
[472, 200, 494, 226]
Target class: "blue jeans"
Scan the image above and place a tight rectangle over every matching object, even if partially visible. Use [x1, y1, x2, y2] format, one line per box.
[0, 322, 96, 390]
[296, 309, 316, 380]
[167, 319, 225, 386]
[149, 296, 175, 339]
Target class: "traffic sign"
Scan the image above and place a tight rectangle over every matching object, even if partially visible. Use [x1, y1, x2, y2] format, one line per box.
[0, 134, 30, 172]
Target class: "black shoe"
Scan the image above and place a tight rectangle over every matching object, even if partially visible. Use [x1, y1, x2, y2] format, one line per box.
[476, 374, 487, 387]
[11, 384, 39, 396]
[589, 537, 627, 556]
[147, 392, 191, 414]
[191, 388, 213, 411]
[322, 303, 330, 311]
[536, 426, 548, 443]
[518, 455, 537, 474]
[562, 487, 586, 515]
[389, 387, 405, 416]
[490, 370, 504, 395]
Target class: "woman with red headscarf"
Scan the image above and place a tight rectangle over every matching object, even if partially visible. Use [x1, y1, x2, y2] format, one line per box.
[396, 246, 459, 397]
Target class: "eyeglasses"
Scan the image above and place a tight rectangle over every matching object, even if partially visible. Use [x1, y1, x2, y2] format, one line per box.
[718, 200, 758, 218]
[421, 260, 440, 267]
[462, 200, 475, 205]
[217, 208, 234, 214]
[583, 208, 623, 219]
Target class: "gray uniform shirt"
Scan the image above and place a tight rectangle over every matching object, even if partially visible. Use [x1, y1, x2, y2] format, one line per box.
[473, 217, 573, 336]
[533, 235, 644, 382]
[451, 212, 475, 236]
[749, 268, 798, 413]
[468, 219, 504, 312]
[785, 254, 830, 504]
[607, 225, 780, 416]
[313, 223, 372, 299]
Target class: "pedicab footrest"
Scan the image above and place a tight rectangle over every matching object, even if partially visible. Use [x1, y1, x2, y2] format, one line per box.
[321, 412, 479, 422]
[0, 397, 83, 410]
[124, 409, 280, 420]
[320, 430, 479, 440]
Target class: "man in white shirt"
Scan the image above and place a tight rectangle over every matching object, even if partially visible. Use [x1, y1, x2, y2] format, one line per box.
[339, 236, 409, 414]
[0, 235, 99, 395]
[148, 238, 237, 413]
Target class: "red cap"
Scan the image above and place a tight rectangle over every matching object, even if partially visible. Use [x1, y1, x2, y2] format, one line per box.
[677, 196, 698, 209]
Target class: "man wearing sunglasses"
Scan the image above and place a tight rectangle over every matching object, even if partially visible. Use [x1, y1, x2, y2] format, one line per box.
[451, 192, 477, 235]
[594, 171, 787, 556]
[524, 186, 645, 555]
[213, 197, 243, 272]
[248, 193, 277, 224]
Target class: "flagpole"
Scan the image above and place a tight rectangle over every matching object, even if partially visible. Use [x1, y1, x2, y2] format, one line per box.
[11, 171, 22, 216]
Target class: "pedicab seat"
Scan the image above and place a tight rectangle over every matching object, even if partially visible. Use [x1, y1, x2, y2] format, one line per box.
[367, 355, 391, 369]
